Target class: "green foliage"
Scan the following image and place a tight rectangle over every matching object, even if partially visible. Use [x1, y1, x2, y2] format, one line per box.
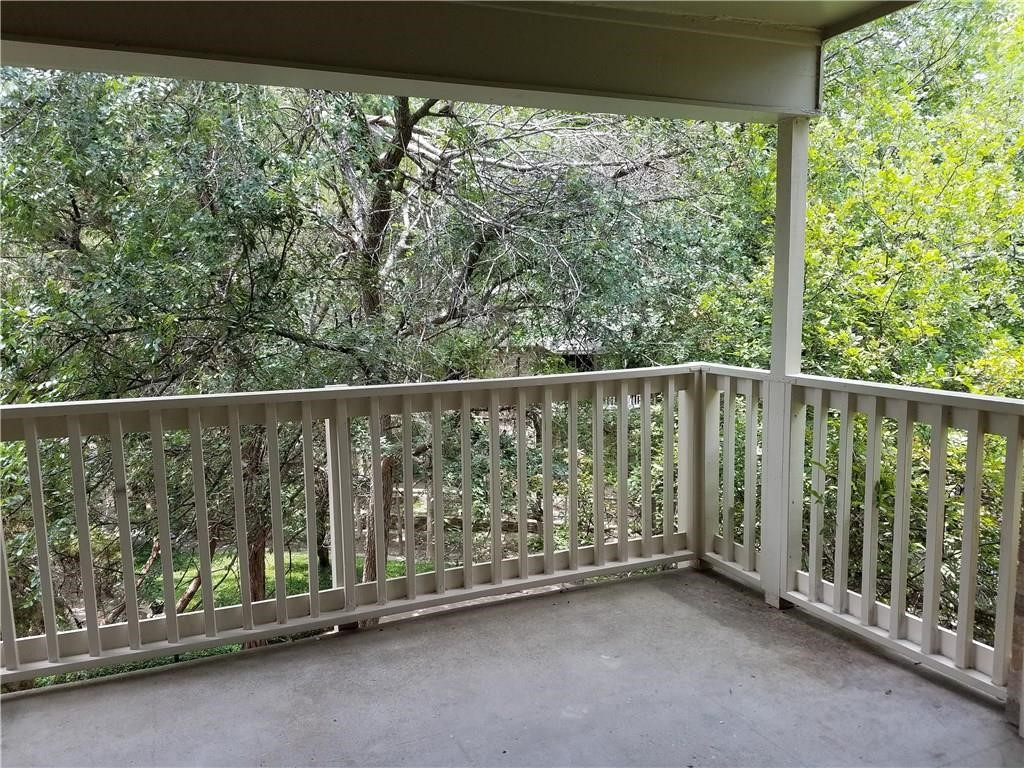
[0, 0, 1019, 679]
[134, 550, 435, 611]
[700, 1, 1024, 393]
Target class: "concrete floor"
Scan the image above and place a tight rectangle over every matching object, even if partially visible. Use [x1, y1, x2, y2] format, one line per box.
[1, 569, 1020, 768]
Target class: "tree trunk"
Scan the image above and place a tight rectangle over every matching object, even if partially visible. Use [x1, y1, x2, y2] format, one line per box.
[314, 466, 331, 572]
[360, 415, 397, 627]
[248, 526, 268, 603]
[425, 468, 434, 564]
[244, 526, 269, 649]
[105, 536, 161, 623]
[175, 537, 218, 614]
[317, 542, 331, 573]
[362, 453, 396, 584]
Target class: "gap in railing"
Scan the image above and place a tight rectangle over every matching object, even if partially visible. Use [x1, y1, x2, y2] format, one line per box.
[898, 421, 933, 622]
[821, 406, 841, 586]
[845, 411, 867, 600]
[715, 394, 726, 544]
[976, 432, 1008, 647]
[942, 427, 969, 637]
[798, 400, 816, 576]
[728, 391, 761, 549]
[871, 415, 897, 610]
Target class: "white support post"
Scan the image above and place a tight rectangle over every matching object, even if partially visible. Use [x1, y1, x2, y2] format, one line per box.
[762, 116, 809, 608]
[770, 117, 808, 378]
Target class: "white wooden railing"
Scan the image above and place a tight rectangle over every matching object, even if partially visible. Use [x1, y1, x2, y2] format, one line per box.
[782, 374, 1023, 698]
[698, 366, 771, 580]
[696, 366, 1023, 700]
[1, 364, 1021, 701]
[0, 365, 700, 682]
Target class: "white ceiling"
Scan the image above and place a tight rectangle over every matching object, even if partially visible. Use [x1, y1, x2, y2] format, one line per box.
[570, 1, 911, 34]
[0, 1, 914, 121]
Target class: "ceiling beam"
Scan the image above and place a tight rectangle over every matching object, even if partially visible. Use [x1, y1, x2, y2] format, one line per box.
[1, 1, 824, 122]
[822, 1, 915, 39]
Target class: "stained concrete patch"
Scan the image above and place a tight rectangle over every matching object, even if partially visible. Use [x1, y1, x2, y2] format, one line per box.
[2, 569, 1020, 767]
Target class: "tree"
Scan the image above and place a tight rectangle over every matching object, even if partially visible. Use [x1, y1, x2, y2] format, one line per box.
[1, 0, 1018, 660]
[2, 73, 740, 637]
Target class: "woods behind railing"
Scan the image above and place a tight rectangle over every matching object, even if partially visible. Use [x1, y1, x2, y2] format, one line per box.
[1, 364, 1021, 701]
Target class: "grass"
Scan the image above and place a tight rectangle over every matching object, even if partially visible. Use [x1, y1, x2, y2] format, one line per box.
[11, 549, 673, 693]
[16, 551, 438, 691]
[137, 550, 438, 611]
[29, 642, 245, 689]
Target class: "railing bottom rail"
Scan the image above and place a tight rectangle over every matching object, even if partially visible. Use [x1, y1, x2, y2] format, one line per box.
[3, 536, 693, 684]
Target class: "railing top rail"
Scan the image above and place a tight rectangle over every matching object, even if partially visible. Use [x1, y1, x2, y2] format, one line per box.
[787, 372, 1024, 416]
[0, 363, 700, 422]
[2, 363, 1019, 436]
[693, 363, 773, 381]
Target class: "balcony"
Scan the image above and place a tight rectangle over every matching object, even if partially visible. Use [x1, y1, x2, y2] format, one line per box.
[3, 569, 1022, 768]
[2, 0, 1021, 763]
[1, 363, 1021, 764]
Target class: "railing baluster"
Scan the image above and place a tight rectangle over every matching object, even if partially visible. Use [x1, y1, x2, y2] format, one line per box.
[335, 400, 358, 609]
[702, 376, 721, 558]
[431, 396, 446, 593]
[861, 397, 882, 626]
[460, 393, 473, 589]
[150, 411, 179, 643]
[542, 387, 554, 573]
[740, 379, 758, 571]
[568, 385, 580, 569]
[265, 403, 287, 623]
[188, 410, 217, 637]
[403, 396, 417, 598]
[676, 380, 686, 548]
[301, 403, 319, 619]
[679, 381, 694, 551]
[993, 416, 1022, 686]
[617, 380, 630, 562]
[108, 413, 141, 650]
[325, 416, 342, 590]
[921, 406, 948, 656]
[675, 378, 684, 540]
[24, 420, 59, 661]
[369, 399, 389, 604]
[593, 382, 606, 566]
[890, 400, 912, 639]
[640, 379, 652, 558]
[808, 389, 827, 601]
[517, 390, 529, 578]
[833, 393, 853, 615]
[264, 403, 288, 626]
[722, 377, 737, 563]
[488, 391, 503, 584]
[955, 410, 983, 669]
[228, 406, 254, 630]
[662, 376, 675, 553]
[333, 399, 358, 610]
[68, 416, 101, 655]
[0, 513, 19, 670]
